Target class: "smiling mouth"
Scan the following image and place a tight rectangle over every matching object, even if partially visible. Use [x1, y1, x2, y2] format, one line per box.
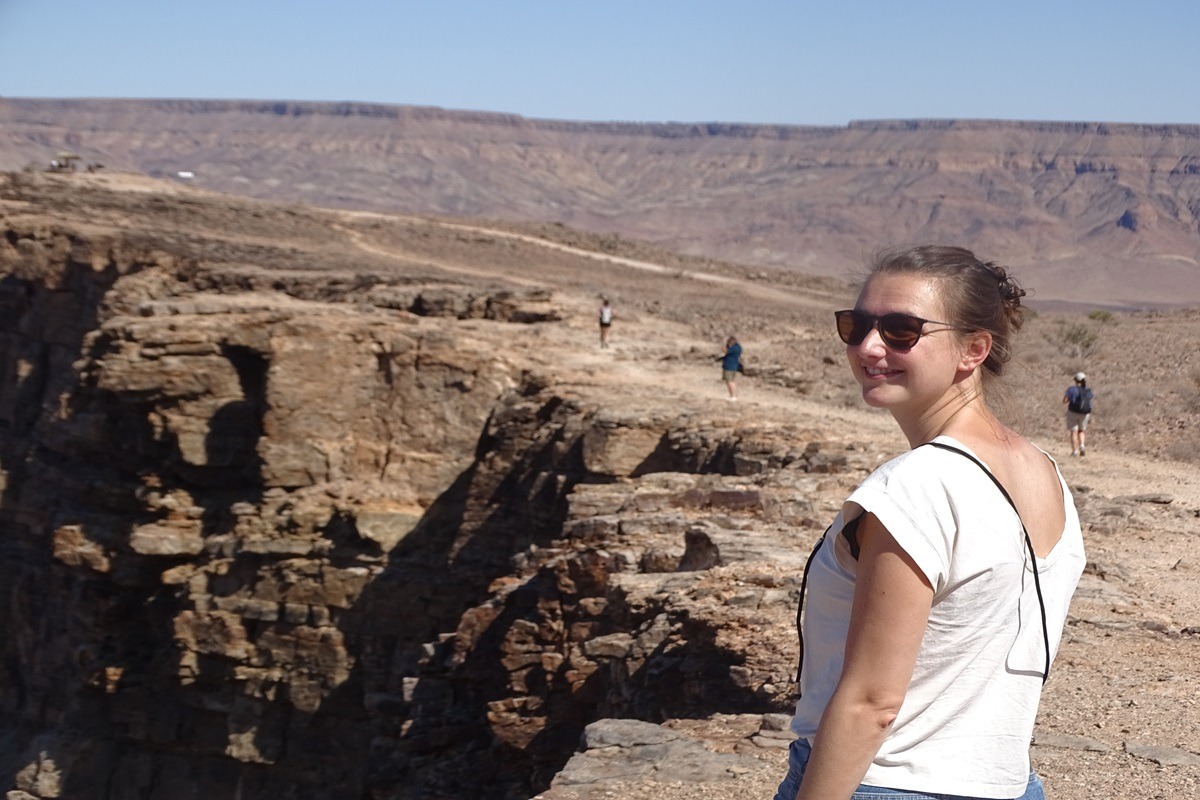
[863, 367, 901, 379]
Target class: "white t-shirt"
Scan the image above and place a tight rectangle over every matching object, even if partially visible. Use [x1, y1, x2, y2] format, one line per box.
[790, 436, 1086, 798]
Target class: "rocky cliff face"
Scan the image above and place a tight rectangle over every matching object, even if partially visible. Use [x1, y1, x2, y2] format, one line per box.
[0, 174, 866, 798]
[0, 210, 525, 796]
[3, 98, 1200, 308]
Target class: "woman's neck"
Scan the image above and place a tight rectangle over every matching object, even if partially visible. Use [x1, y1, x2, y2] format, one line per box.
[895, 384, 997, 449]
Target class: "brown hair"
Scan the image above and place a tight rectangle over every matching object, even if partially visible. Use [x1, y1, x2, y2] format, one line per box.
[867, 245, 1027, 377]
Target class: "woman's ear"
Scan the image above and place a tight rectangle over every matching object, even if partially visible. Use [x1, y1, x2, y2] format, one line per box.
[958, 331, 992, 373]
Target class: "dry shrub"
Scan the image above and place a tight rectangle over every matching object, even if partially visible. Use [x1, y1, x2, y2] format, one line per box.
[1187, 369, 1200, 413]
[1015, 336, 1060, 366]
[1040, 317, 1102, 362]
[835, 383, 866, 408]
[1164, 437, 1200, 464]
[1096, 381, 1158, 424]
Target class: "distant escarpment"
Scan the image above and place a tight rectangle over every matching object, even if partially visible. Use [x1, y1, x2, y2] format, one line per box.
[3, 98, 1200, 307]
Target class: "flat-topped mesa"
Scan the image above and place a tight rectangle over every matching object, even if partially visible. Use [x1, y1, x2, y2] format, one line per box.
[5, 99, 1200, 309]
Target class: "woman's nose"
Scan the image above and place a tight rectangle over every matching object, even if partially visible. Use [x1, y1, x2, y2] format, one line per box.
[851, 325, 888, 354]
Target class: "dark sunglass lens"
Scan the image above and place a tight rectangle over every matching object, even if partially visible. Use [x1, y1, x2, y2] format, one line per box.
[878, 314, 923, 349]
[835, 311, 867, 345]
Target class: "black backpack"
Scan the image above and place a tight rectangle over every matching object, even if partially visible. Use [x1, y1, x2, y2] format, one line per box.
[1069, 388, 1093, 414]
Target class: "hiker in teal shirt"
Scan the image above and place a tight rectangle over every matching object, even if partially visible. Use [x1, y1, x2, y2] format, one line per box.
[720, 335, 742, 400]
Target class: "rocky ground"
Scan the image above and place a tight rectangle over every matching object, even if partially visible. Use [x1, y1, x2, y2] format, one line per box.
[493, 280, 1200, 800]
[1, 170, 1197, 799]
[344, 186, 1200, 800]
[332, 180, 1200, 798]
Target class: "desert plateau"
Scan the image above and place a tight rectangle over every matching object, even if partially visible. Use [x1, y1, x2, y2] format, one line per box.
[0, 156, 1198, 797]
[5, 98, 1200, 311]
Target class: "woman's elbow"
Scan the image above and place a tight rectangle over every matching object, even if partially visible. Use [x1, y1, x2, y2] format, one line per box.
[836, 686, 905, 733]
[868, 704, 901, 734]
[859, 693, 903, 732]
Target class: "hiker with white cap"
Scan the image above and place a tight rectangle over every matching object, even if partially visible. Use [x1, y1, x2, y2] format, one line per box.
[1063, 372, 1093, 456]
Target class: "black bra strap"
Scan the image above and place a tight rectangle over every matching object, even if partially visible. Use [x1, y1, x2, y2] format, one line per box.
[921, 442, 1051, 684]
[794, 527, 828, 688]
[794, 442, 1052, 696]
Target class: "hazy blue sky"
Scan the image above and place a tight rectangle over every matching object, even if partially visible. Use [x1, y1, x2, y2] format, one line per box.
[2, 0, 1197, 126]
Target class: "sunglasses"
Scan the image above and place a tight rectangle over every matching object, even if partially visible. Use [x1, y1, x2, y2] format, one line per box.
[834, 309, 964, 350]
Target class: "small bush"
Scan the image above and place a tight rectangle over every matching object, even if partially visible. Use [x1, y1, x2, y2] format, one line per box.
[1046, 320, 1100, 360]
[1099, 382, 1157, 420]
[1087, 309, 1114, 324]
[1181, 370, 1200, 413]
[1165, 438, 1200, 464]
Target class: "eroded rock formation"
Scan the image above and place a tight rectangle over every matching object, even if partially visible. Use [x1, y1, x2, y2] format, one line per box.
[0, 176, 866, 798]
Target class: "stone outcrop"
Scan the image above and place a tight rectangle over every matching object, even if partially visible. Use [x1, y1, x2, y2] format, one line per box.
[546, 717, 769, 788]
[0, 202, 577, 797]
[0, 177, 868, 798]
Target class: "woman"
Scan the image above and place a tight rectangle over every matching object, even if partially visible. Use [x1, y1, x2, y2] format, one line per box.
[775, 246, 1086, 800]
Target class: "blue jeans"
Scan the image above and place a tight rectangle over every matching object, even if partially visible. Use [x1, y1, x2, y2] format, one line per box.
[772, 738, 1046, 800]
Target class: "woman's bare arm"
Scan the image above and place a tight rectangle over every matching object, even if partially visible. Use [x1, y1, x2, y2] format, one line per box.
[793, 513, 934, 800]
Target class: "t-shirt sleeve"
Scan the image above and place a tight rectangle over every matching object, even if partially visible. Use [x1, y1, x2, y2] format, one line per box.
[844, 456, 957, 593]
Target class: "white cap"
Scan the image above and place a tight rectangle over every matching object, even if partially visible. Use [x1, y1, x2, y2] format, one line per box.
[1074, 372, 1086, 381]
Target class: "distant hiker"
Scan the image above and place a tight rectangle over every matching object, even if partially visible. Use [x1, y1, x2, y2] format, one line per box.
[719, 335, 742, 399]
[1063, 371, 1094, 456]
[774, 245, 1084, 800]
[598, 298, 614, 348]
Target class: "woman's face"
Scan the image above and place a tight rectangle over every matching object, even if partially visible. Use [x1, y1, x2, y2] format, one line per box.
[846, 273, 970, 413]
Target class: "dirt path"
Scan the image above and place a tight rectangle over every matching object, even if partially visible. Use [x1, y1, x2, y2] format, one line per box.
[535, 301, 1200, 514]
[247, 206, 1200, 513]
[330, 220, 544, 287]
[335, 211, 835, 313]
[433, 221, 739, 284]
[1055, 447, 1200, 507]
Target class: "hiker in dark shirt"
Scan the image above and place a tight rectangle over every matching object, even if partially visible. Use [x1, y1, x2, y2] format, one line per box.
[1063, 372, 1093, 456]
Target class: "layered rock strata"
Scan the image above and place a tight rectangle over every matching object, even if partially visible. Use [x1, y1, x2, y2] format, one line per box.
[0, 194, 872, 798]
[5, 98, 1200, 308]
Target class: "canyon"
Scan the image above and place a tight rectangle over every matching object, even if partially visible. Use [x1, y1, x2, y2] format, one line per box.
[1, 170, 1198, 800]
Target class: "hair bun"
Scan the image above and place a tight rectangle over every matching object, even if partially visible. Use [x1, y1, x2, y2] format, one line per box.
[867, 244, 1027, 377]
[983, 260, 1026, 307]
